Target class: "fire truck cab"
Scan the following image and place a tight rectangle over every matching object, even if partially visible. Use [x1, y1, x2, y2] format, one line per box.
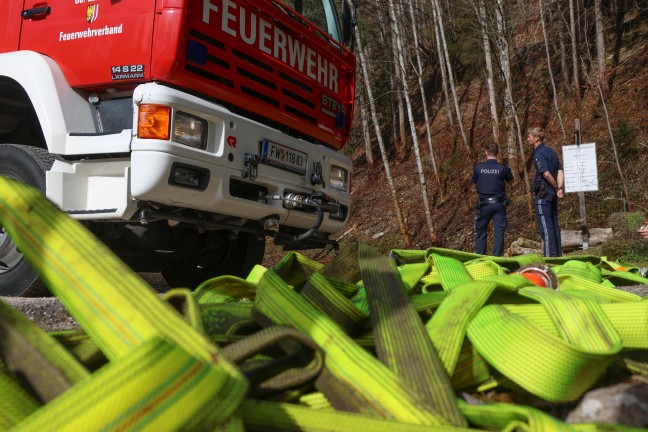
[0, 0, 356, 295]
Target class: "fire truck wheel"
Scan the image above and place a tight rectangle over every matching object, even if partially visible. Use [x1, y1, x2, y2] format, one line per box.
[0, 144, 54, 297]
[160, 228, 265, 289]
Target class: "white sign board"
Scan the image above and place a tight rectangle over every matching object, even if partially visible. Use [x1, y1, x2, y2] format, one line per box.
[562, 143, 598, 193]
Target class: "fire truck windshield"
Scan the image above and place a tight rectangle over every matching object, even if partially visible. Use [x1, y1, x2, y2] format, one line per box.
[280, 0, 346, 44]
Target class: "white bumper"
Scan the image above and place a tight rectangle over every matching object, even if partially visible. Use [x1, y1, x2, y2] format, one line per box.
[48, 83, 351, 235]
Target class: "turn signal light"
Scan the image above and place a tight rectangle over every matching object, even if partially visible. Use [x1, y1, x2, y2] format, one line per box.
[138, 104, 171, 140]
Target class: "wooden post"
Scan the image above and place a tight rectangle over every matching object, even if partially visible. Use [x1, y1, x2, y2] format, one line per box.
[574, 120, 589, 250]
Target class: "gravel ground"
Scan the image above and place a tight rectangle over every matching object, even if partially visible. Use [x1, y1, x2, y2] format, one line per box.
[1, 273, 169, 332]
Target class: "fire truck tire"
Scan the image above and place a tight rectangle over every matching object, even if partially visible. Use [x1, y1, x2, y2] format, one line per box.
[0, 144, 54, 297]
[160, 229, 265, 289]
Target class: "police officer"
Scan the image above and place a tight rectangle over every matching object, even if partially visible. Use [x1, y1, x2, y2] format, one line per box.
[472, 142, 514, 256]
[527, 127, 564, 257]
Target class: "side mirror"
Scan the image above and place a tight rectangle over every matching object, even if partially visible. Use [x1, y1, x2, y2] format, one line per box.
[341, 0, 356, 48]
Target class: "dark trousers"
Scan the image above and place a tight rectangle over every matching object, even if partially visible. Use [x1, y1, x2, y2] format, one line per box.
[534, 195, 562, 257]
[474, 203, 507, 256]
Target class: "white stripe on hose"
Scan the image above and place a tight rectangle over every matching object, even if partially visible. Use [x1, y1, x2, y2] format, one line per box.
[537, 198, 550, 256]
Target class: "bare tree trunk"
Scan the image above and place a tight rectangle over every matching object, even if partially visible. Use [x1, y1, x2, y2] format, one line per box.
[568, 0, 582, 103]
[611, 0, 626, 71]
[555, 6, 571, 93]
[475, 0, 500, 144]
[388, 0, 438, 242]
[540, 0, 567, 142]
[431, 0, 455, 138]
[577, 13, 631, 210]
[406, 0, 442, 189]
[494, 0, 532, 214]
[396, 77, 408, 157]
[594, 0, 609, 98]
[355, 28, 413, 247]
[357, 86, 377, 183]
[371, 0, 406, 159]
[431, 0, 469, 149]
[494, 0, 518, 170]
[389, 73, 399, 154]
[597, 81, 631, 210]
[370, 0, 400, 157]
[389, 20, 408, 159]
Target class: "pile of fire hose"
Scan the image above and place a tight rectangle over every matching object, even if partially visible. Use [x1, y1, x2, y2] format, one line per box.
[0, 175, 647, 431]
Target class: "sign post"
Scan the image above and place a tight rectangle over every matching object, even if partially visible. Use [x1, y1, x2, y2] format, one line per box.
[562, 120, 599, 250]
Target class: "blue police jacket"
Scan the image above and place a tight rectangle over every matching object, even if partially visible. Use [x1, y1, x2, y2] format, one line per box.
[472, 159, 513, 201]
[533, 143, 562, 197]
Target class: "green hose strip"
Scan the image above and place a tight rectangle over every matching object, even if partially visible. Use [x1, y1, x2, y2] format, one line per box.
[518, 287, 622, 353]
[545, 255, 602, 267]
[430, 253, 474, 291]
[219, 325, 324, 398]
[410, 291, 447, 312]
[398, 262, 431, 294]
[554, 260, 603, 284]
[193, 276, 258, 304]
[200, 303, 258, 339]
[301, 272, 368, 335]
[0, 301, 89, 402]
[464, 260, 509, 279]
[318, 242, 363, 283]
[0, 362, 41, 430]
[0, 176, 247, 427]
[450, 340, 492, 390]
[425, 247, 545, 270]
[478, 274, 537, 291]
[162, 288, 206, 334]
[240, 399, 479, 432]
[558, 274, 642, 303]
[422, 257, 508, 288]
[254, 268, 450, 425]
[621, 358, 648, 376]
[298, 392, 335, 411]
[51, 329, 106, 370]
[273, 252, 324, 288]
[0, 178, 238, 363]
[359, 244, 467, 427]
[389, 249, 428, 265]
[349, 286, 369, 315]
[500, 302, 648, 350]
[11, 337, 242, 431]
[600, 268, 648, 286]
[457, 399, 573, 432]
[467, 295, 624, 402]
[425, 280, 497, 375]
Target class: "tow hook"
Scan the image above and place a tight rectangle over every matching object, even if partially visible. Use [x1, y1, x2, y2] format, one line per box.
[311, 161, 324, 187]
[262, 192, 341, 246]
[243, 153, 259, 180]
[283, 192, 339, 242]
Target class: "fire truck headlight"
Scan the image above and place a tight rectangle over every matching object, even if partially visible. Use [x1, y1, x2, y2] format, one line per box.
[329, 165, 349, 192]
[173, 111, 208, 150]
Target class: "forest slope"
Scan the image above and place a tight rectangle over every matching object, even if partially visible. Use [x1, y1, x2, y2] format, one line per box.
[285, 3, 648, 265]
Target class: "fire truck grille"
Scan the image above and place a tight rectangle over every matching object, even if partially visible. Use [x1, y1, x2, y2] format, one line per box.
[185, 64, 234, 88]
[186, 29, 317, 125]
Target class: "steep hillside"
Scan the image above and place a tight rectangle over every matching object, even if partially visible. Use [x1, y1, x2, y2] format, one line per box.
[267, 10, 648, 265]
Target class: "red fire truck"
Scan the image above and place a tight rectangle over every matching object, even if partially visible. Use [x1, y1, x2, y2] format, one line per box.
[0, 0, 356, 295]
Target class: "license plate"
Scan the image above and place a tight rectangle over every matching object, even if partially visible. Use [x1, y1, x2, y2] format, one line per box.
[260, 139, 308, 175]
